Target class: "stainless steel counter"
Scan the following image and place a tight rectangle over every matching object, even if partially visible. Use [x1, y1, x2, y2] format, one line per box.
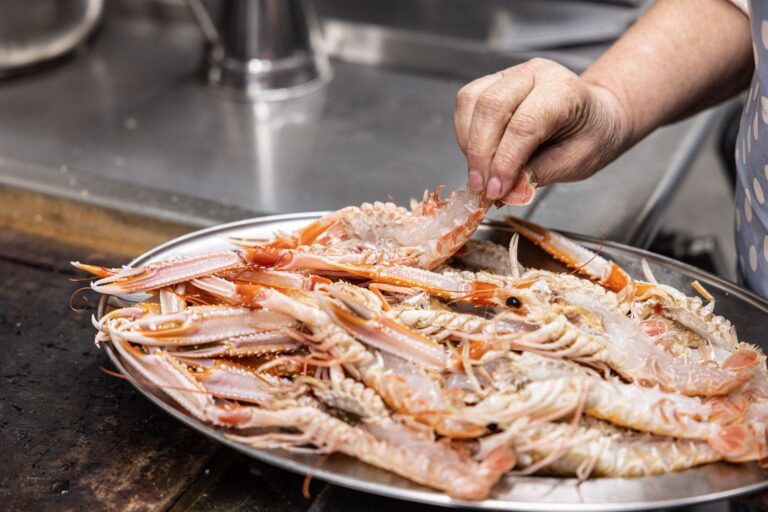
[0, 8, 733, 510]
[0, 8, 713, 246]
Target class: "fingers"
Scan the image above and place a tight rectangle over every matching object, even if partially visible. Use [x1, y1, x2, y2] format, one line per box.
[488, 80, 586, 199]
[454, 59, 594, 198]
[498, 127, 609, 206]
[455, 59, 632, 204]
[527, 131, 608, 187]
[463, 72, 535, 194]
[455, 73, 502, 152]
[456, 59, 594, 199]
[455, 73, 505, 191]
[501, 173, 537, 205]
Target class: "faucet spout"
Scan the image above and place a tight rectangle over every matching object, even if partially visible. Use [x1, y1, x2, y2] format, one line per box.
[187, 0, 331, 101]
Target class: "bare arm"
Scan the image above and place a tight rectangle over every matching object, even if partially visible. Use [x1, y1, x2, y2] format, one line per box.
[455, 0, 753, 203]
[584, 0, 754, 142]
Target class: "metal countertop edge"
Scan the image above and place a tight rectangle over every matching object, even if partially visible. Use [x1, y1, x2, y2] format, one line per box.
[0, 154, 259, 229]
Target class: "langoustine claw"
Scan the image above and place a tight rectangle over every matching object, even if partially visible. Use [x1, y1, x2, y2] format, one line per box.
[506, 216, 631, 292]
[73, 251, 245, 296]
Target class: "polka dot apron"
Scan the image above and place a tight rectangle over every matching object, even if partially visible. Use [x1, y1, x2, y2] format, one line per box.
[735, 1, 768, 297]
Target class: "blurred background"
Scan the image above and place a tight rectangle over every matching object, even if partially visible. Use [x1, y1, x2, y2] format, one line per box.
[0, 0, 742, 279]
[0, 1, 744, 510]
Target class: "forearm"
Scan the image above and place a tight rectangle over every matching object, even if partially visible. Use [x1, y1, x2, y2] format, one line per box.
[583, 0, 753, 145]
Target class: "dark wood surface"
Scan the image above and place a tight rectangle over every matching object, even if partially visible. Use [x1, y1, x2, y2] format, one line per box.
[0, 229, 456, 511]
[0, 230, 214, 511]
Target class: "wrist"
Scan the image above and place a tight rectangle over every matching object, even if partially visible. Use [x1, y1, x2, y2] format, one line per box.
[585, 81, 639, 153]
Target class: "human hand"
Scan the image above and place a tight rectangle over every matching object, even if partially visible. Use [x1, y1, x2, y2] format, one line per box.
[454, 58, 634, 204]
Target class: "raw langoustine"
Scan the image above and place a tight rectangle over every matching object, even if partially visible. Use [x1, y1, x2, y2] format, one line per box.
[74, 186, 491, 295]
[75, 187, 768, 501]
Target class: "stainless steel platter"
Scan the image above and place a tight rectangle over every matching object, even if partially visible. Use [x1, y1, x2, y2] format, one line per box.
[96, 212, 768, 511]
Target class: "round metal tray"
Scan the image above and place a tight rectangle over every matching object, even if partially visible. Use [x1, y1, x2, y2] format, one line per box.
[96, 212, 768, 511]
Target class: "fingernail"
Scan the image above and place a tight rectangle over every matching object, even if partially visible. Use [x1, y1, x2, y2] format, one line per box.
[502, 180, 537, 205]
[503, 191, 526, 205]
[468, 170, 483, 192]
[486, 177, 502, 199]
[521, 182, 536, 204]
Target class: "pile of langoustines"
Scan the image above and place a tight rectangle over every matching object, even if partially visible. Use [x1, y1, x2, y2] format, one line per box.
[75, 187, 768, 501]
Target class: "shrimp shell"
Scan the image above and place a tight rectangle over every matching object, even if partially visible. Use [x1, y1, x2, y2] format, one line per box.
[453, 239, 512, 276]
[516, 421, 722, 478]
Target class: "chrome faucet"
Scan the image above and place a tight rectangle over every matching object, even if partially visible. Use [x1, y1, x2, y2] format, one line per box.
[187, 0, 331, 101]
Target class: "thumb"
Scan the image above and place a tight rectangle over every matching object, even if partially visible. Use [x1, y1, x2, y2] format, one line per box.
[524, 136, 604, 186]
[500, 172, 537, 205]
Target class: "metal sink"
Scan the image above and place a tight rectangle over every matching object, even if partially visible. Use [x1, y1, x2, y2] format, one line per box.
[110, 0, 648, 78]
[316, 0, 648, 76]
[319, 0, 641, 50]
[0, 0, 716, 253]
